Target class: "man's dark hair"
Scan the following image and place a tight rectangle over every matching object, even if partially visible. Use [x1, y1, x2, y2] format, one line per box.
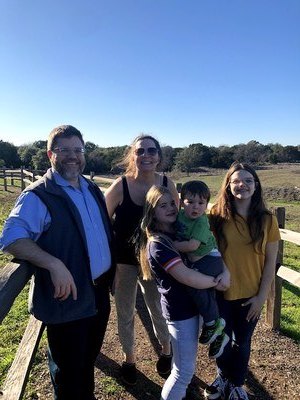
[181, 180, 211, 203]
[47, 125, 84, 151]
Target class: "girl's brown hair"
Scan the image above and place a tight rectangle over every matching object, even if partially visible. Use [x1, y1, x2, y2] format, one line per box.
[138, 185, 172, 280]
[210, 161, 271, 253]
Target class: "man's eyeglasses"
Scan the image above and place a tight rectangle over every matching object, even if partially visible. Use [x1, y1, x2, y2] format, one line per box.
[134, 147, 159, 157]
[53, 147, 85, 155]
[230, 178, 255, 186]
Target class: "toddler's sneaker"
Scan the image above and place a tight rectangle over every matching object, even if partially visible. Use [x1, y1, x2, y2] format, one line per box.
[199, 318, 226, 345]
[204, 374, 228, 399]
[209, 332, 229, 359]
[227, 383, 249, 400]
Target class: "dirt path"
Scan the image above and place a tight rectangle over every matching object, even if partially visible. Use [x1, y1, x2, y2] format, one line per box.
[26, 289, 299, 400]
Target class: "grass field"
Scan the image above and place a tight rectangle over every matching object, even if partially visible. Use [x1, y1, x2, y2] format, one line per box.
[0, 164, 299, 390]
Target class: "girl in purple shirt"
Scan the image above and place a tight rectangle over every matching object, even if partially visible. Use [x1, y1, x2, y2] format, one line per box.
[139, 185, 230, 400]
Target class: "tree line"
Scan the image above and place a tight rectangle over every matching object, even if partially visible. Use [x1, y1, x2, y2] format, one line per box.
[0, 139, 299, 174]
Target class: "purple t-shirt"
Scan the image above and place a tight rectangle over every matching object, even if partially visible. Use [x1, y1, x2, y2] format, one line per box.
[147, 235, 198, 321]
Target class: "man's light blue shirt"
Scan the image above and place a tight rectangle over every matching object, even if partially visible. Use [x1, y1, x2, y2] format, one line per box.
[0, 169, 111, 279]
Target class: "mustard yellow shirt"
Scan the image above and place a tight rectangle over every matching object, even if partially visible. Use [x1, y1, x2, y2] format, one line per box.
[219, 214, 280, 300]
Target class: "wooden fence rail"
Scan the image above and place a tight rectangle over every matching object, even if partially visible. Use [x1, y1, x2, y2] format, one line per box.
[0, 183, 300, 399]
[0, 168, 44, 191]
[0, 168, 98, 192]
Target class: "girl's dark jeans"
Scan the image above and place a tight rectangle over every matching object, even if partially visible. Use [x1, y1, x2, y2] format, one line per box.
[216, 294, 259, 386]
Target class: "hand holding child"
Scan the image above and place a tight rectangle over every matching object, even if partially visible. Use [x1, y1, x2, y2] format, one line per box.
[214, 266, 230, 292]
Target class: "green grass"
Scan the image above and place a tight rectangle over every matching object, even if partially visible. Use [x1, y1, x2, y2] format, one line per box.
[0, 177, 22, 189]
[281, 282, 300, 340]
[171, 164, 300, 196]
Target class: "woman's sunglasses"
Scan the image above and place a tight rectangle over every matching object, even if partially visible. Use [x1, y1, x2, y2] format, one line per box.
[134, 147, 159, 157]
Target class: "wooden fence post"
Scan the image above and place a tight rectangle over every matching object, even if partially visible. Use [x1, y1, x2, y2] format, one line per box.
[10, 171, 14, 187]
[3, 168, 7, 191]
[20, 166, 25, 191]
[266, 207, 285, 329]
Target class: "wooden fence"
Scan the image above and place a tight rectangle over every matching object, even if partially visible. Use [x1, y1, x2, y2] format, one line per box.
[0, 168, 96, 191]
[0, 184, 300, 399]
[0, 168, 44, 191]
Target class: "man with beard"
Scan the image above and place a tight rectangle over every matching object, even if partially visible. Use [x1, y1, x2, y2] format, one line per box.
[0, 125, 115, 400]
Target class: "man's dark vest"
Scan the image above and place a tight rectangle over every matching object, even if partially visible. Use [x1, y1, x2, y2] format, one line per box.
[25, 169, 115, 324]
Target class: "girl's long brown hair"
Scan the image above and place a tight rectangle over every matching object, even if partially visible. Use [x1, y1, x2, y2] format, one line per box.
[210, 162, 271, 254]
[138, 185, 173, 280]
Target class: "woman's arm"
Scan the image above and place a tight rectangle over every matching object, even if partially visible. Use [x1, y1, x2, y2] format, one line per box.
[104, 177, 123, 219]
[243, 240, 279, 321]
[168, 261, 217, 289]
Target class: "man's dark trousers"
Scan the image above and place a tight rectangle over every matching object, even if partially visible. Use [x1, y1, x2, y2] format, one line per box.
[47, 283, 110, 400]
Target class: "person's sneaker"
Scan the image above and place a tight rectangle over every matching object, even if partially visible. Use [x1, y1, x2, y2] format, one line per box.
[199, 318, 226, 345]
[209, 332, 230, 359]
[156, 353, 172, 375]
[204, 374, 228, 399]
[227, 385, 249, 400]
[120, 362, 137, 386]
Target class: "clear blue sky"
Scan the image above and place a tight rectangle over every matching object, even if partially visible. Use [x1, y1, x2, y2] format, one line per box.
[0, 0, 299, 148]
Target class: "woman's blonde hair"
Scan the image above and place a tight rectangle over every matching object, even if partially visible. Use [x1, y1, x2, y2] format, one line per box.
[138, 185, 172, 280]
[117, 134, 163, 177]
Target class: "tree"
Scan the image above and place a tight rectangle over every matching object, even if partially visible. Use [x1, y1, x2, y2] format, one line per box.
[32, 149, 50, 170]
[174, 147, 194, 174]
[190, 143, 212, 167]
[160, 146, 175, 172]
[85, 141, 98, 154]
[32, 140, 47, 149]
[281, 146, 300, 163]
[18, 141, 47, 169]
[174, 143, 212, 173]
[85, 146, 126, 173]
[233, 140, 270, 164]
[18, 145, 37, 168]
[210, 146, 234, 168]
[0, 140, 21, 167]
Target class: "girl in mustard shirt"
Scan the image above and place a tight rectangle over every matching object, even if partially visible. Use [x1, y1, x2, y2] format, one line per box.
[207, 162, 280, 400]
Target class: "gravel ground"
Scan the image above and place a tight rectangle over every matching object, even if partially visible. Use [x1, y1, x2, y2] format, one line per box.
[25, 290, 300, 400]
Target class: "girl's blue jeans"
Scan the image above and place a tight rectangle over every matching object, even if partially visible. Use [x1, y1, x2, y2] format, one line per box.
[216, 295, 259, 386]
[161, 315, 201, 400]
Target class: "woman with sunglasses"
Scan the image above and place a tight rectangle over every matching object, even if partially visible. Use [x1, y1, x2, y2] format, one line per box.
[105, 134, 179, 386]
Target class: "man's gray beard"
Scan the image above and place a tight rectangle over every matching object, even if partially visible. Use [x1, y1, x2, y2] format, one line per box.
[55, 163, 85, 181]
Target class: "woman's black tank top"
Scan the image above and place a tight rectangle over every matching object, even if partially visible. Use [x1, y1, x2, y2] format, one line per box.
[113, 175, 168, 265]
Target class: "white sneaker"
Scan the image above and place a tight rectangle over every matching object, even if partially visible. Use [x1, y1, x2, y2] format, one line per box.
[227, 385, 249, 400]
[204, 374, 228, 399]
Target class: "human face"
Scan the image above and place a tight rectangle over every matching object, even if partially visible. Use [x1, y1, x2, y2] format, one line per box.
[229, 170, 256, 201]
[47, 136, 86, 185]
[182, 193, 207, 220]
[154, 193, 178, 232]
[134, 138, 160, 172]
